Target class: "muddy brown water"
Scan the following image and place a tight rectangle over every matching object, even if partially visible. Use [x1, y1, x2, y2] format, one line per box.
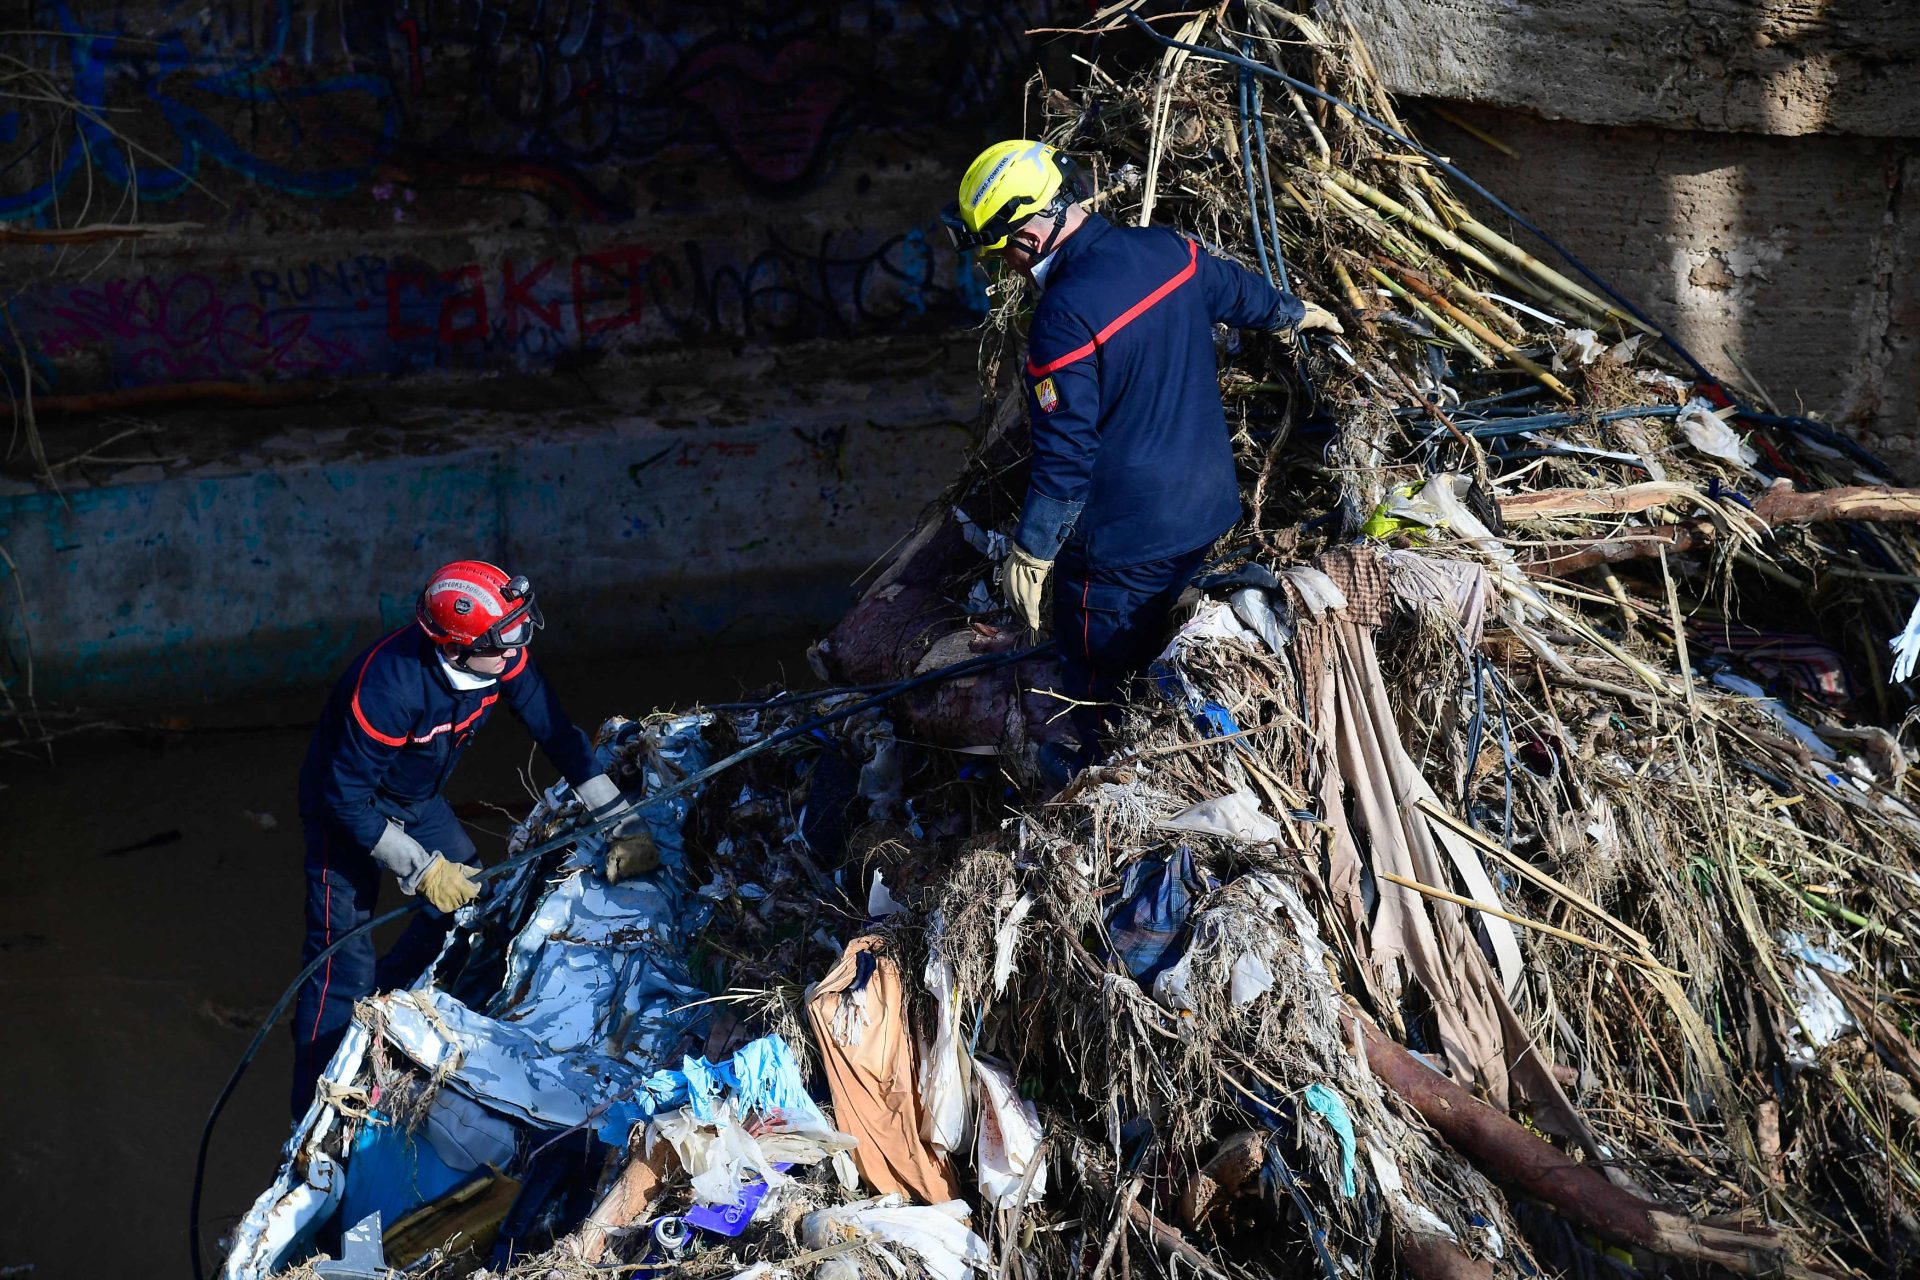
[0, 635, 816, 1278]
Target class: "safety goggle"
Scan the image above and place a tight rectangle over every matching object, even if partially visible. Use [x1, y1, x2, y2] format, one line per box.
[940, 195, 1044, 252]
[465, 576, 544, 655]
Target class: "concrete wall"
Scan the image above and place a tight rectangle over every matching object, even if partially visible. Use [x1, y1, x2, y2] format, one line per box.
[0, 1, 1064, 705]
[2, 1, 1054, 393]
[0, 336, 980, 703]
[1330, 0, 1920, 475]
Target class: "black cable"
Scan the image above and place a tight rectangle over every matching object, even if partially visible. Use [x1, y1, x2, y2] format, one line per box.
[708, 680, 899, 712]
[1250, 78, 1290, 294]
[1235, 64, 1273, 285]
[1122, 10, 1892, 474]
[188, 643, 1041, 1279]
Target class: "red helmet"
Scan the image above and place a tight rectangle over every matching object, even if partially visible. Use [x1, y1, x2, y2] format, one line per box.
[416, 560, 544, 652]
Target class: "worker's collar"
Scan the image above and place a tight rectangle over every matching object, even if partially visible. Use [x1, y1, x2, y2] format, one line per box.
[1030, 212, 1108, 289]
[438, 653, 499, 691]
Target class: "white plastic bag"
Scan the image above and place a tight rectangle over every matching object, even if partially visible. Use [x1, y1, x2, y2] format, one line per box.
[975, 1060, 1047, 1208]
[918, 950, 972, 1160]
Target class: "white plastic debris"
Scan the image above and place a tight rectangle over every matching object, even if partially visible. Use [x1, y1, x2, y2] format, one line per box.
[1678, 398, 1760, 474]
[952, 506, 1008, 562]
[1228, 586, 1290, 652]
[1364, 1139, 1457, 1243]
[1161, 788, 1287, 844]
[1709, 671, 1837, 761]
[1151, 950, 1198, 1013]
[868, 869, 909, 919]
[1779, 932, 1857, 1068]
[1889, 595, 1920, 684]
[1553, 327, 1606, 368]
[974, 1060, 1047, 1208]
[856, 717, 905, 824]
[1282, 566, 1349, 617]
[1228, 950, 1276, 1005]
[655, 1103, 789, 1206]
[799, 1195, 993, 1280]
[990, 891, 1034, 995]
[918, 949, 973, 1161]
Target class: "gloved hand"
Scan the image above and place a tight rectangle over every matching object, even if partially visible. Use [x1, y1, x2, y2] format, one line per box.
[417, 854, 481, 914]
[1294, 302, 1344, 335]
[606, 824, 661, 885]
[1002, 543, 1053, 632]
[370, 821, 434, 884]
[575, 772, 633, 822]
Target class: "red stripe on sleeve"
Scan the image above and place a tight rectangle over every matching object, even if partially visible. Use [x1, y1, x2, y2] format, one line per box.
[349, 630, 410, 747]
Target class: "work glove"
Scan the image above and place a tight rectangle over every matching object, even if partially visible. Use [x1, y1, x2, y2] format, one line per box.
[575, 772, 633, 823]
[605, 824, 661, 885]
[416, 854, 481, 913]
[1294, 302, 1344, 336]
[370, 821, 435, 885]
[1002, 543, 1053, 632]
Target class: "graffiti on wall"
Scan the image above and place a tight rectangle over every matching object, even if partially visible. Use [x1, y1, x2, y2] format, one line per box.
[2, 0, 1047, 391]
[25, 226, 974, 385]
[2, 0, 1051, 221]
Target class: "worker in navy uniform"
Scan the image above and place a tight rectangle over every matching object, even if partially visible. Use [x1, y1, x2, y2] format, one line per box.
[289, 560, 628, 1116]
[942, 140, 1343, 763]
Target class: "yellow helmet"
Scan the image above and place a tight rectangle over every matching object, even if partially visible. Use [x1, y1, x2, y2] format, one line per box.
[941, 140, 1076, 253]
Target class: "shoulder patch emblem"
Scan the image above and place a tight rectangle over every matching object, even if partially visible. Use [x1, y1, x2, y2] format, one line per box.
[1035, 376, 1061, 413]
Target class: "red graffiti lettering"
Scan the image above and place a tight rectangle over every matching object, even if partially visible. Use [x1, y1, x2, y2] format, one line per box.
[438, 265, 488, 344]
[572, 245, 650, 338]
[502, 257, 561, 334]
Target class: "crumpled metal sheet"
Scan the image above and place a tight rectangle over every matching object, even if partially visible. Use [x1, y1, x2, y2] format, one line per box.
[228, 714, 726, 1276]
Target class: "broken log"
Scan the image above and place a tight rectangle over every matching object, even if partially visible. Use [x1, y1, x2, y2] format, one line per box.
[1502, 478, 1920, 527]
[1349, 1013, 1829, 1279]
[563, 1139, 680, 1263]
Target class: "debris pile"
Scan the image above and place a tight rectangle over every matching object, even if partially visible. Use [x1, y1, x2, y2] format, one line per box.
[229, 9, 1920, 1280]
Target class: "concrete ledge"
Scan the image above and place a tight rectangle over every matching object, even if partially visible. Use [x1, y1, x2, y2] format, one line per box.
[0, 338, 981, 705]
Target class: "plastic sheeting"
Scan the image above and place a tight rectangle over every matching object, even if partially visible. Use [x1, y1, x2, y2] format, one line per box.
[806, 936, 963, 1203]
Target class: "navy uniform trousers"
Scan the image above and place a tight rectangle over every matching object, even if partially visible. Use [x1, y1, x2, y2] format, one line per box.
[1052, 543, 1210, 757]
[289, 797, 477, 1117]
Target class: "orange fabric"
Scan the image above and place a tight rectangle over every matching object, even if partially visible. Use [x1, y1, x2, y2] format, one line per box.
[805, 936, 960, 1203]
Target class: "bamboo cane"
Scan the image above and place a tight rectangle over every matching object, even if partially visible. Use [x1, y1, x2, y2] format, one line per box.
[1380, 261, 1574, 399]
[1364, 266, 1495, 366]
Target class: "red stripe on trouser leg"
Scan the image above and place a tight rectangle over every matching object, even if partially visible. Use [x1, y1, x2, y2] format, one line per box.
[1082, 578, 1096, 698]
[307, 844, 333, 1044]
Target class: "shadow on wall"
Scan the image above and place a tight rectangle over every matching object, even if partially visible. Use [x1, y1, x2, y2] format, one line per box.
[1334, 0, 1919, 474]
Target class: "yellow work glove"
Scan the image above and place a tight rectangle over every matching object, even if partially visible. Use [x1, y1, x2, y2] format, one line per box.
[417, 854, 481, 914]
[1002, 544, 1053, 632]
[606, 824, 661, 885]
[1295, 301, 1344, 335]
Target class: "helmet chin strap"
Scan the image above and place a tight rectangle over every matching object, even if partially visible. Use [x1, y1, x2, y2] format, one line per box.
[1023, 198, 1072, 265]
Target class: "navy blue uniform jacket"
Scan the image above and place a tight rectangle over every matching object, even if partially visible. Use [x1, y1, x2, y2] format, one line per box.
[298, 625, 598, 850]
[1016, 214, 1302, 569]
